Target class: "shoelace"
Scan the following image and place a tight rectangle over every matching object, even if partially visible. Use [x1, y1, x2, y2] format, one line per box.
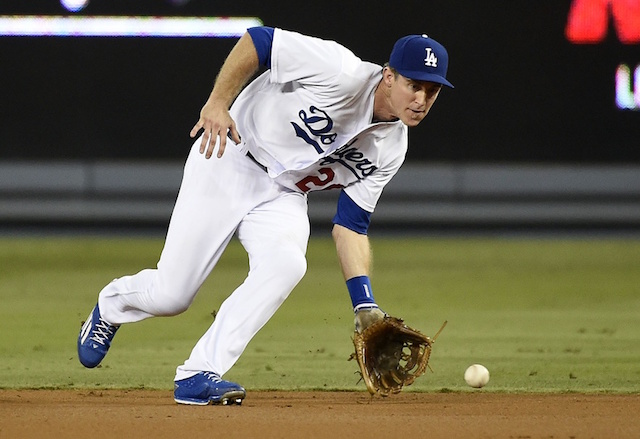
[89, 319, 118, 346]
[202, 372, 222, 383]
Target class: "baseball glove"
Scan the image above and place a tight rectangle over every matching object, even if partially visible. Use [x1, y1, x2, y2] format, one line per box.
[350, 316, 447, 396]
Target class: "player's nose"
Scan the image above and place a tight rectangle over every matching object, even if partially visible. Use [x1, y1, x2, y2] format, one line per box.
[414, 90, 427, 107]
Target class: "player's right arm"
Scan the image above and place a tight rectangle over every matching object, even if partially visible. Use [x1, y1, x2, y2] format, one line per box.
[191, 27, 272, 159]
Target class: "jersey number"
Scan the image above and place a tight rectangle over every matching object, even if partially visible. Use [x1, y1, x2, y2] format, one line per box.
[295, 168, 343, 192]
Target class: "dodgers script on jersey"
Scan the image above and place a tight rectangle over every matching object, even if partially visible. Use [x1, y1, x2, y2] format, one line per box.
[231, 28, 408, 212]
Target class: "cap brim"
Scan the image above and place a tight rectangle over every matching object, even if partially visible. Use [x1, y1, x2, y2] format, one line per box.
[396, 69, 454, 88]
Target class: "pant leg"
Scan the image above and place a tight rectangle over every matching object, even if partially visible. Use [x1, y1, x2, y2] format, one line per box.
[98, 141, 274, 325]
[175, 189, 310, 380]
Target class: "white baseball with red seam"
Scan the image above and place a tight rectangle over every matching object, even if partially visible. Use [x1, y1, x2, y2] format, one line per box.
[464, 364, 490, 388]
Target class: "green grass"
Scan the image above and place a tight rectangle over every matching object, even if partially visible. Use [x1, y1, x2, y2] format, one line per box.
[1, 235, 639, 393]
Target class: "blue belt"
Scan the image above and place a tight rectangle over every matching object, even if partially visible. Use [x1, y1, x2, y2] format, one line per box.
[246, 151, 268, 173]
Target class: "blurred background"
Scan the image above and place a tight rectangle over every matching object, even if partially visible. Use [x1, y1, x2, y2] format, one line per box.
[1, 0, 639, 233]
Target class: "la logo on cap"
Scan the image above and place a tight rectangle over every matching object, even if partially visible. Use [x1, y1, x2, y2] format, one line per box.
[424, 48, 438, 67]
[421, 34, 439, 67]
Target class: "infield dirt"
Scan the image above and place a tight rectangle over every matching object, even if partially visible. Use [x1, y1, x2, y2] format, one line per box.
[1, 390, 638, 439]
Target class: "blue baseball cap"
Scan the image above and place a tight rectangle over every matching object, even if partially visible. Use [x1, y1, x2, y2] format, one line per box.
[389, 34, 454, 88]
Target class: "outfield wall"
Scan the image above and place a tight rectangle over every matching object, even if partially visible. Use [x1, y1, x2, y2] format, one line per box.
[1, 162, 638, 231]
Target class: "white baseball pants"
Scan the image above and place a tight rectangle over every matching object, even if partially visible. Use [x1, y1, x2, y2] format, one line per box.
[98, 140, 310, 381]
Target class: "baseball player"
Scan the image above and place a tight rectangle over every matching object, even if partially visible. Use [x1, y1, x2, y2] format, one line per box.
[77, 26, 453, 405]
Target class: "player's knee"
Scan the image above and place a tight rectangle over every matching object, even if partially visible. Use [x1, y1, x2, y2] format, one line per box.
[274, 246, 307, 287]
[150, 292, 192, 317]
[253, 244, 307, 291]
[287, 252, 308, 283]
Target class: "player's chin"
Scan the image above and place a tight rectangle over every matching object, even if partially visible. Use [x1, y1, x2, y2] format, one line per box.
[402, 111, 426, 127]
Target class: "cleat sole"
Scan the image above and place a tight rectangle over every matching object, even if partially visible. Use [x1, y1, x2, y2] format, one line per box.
[216, 390, 246, 406]
[174, 390, 245, 406]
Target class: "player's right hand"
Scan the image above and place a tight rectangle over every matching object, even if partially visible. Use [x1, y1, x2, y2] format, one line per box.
[190, 100, 241, 159]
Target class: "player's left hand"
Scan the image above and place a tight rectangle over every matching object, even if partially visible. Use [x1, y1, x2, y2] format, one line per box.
[190, 100, 241, 159]
[350, 316, 447, 396]
[354, 307, 386, 333]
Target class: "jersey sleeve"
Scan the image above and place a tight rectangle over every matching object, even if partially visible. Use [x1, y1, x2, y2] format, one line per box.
[333, 190, 372, 234]
[343, 127, 408, 212]
[343, 159, 404, 213]
[270, 28, 359, 86]
[247, 26, 274, 68]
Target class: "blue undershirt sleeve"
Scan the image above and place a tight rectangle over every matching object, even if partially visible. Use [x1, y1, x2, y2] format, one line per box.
[247, 26, 275, 68]
[332, 190, 372, 235]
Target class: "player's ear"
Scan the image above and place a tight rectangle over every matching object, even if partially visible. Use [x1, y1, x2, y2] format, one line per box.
[382, 66, 395, 87]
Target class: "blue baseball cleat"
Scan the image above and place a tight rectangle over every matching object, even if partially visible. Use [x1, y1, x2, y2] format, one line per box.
[77, 303, 120, 368]
[174, 372, 246, 405]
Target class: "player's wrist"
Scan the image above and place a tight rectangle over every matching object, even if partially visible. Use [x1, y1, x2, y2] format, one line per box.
[346, 275, 377, 312]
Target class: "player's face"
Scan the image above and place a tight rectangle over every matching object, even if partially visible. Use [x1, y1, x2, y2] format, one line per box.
[390, 74, 441, 127]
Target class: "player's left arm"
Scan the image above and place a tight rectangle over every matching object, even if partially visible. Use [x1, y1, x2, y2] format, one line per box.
[332, 223, 371, 281]
[332, 190, 371, 279]
[332, 131, 406, 328]
[332, 191, 379, 312]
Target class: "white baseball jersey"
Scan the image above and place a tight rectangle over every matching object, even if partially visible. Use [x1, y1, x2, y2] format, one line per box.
[232, 28, 408, 212]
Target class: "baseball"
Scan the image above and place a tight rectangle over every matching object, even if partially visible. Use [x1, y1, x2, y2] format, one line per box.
[464, 364, 490, 388]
